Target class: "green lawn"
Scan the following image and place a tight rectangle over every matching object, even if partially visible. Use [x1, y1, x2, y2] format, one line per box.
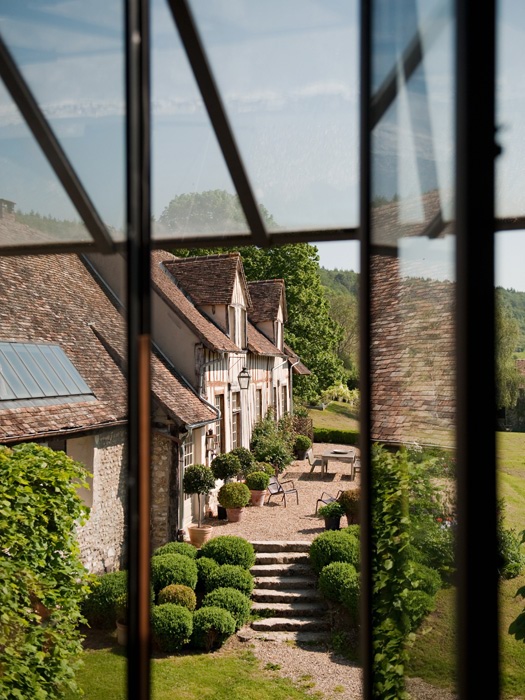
[309, 401, 359, 431]
[67, 634, 318, 700]
[408, 431, 525, 698]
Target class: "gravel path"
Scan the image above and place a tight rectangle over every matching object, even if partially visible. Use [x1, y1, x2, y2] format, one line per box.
[205, 443, 456, 700]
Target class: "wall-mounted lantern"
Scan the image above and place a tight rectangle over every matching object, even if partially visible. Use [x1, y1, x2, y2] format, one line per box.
[205, 429, 216, 452]
[238, 367, 251, 390]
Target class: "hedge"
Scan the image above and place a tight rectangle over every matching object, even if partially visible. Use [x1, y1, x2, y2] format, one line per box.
[313, 428, 359, 445]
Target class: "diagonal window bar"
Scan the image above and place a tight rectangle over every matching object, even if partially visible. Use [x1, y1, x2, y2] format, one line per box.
[166, 0, 269, 249]
[0, 35, 114, 255]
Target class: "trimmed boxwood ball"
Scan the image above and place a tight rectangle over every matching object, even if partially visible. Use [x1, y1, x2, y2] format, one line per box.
[158, 584, 197, 611]
[192, 606, 236, 651]
[218, 482, 251, 509]
[196, 556, 220, 590]
[206, 564, 254, 596]
[309, 530, 360, 574]
[245, 470, 270, 491]
[200, 536, 256, 569]
[153, 541, 197, 559]
[202, 587, 251, 629]
[151, 553, 198, 593]
[319, 562, 359, 615]
[410, 561, 441, 597]
[211, 452, 242, 481]
[230, 446, 256, 477]
[343, 525, 360, 540]
[151, 603, 193, 653]
[253, 462, 275, 477]
[82, 570, 127, 628]
[294, 434, 312, 452]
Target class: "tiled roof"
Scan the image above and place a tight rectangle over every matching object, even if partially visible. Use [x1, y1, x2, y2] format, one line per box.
[247, 322, 284, 357]
[283, 343, 311, 376]
[164, 252, 252, 310]
[0, 254, 215, 442]
[151, 250, 241, 353]
[247, 280, 287, 323]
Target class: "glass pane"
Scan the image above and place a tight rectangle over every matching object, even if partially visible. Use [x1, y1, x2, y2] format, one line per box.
[0, 1, 126, 240]
[370, 1, 457, 697]
[171, 0, 359, 234]
[495, 229, 525, 697]
[151, 0, 250, 240]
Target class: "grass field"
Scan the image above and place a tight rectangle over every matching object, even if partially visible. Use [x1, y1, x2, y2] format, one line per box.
[408, 431, 525, 698]
[308, 401, 359, 431]
[67, 636, 317, 700]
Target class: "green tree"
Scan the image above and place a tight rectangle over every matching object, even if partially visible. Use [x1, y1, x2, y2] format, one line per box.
[496, 302, 522, 410]
[0, 443, 92, 700]
[325, 289, 359, 371]
[161, 190, 344, 402]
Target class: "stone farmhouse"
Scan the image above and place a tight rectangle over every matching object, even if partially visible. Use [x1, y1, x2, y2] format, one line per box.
[0, 235, 306, 573]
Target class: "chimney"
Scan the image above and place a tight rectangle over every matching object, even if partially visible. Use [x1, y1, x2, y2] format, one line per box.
[0, 199, 15, 222]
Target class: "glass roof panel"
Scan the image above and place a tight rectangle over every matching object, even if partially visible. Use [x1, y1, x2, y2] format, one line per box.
[496, 0, 525, 221]
[151, 0, 250, 241]
[0, 0, 125, 242]
[166, 0, 359, 235]
[0, 342, 93, 403]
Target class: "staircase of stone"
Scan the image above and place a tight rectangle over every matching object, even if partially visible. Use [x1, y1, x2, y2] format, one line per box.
[240, 541, 330, 643]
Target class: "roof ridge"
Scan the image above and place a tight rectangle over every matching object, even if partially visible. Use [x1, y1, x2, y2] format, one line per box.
[174, 252, 241, 263]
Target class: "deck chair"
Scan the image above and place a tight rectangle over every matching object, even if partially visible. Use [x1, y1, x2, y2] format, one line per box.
[315, 489, 342, 514]
[307, 448, 324, 473]
[267, 475, 299, 507]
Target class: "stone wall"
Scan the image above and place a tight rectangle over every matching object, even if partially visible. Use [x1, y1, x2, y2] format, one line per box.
[150, 431, 174, 550]
[77, 428, 127, 574]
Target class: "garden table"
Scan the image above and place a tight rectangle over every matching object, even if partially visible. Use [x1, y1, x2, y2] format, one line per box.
[321, 448, 357, 478]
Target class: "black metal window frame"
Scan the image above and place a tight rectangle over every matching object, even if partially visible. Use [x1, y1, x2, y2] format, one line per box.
[0, 0, 502, 698]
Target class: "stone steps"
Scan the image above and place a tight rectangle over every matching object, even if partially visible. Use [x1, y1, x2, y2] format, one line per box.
[245, 540, 330, 642]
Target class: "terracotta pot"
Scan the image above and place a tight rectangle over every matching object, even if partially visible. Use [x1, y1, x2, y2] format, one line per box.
[187, 524, 212, 548]
[116, 620, 127, 646]
[225, 507, 244, 523]
[250, 489, 266, 507]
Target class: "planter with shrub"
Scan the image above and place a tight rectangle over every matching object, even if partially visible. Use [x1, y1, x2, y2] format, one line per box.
[151, 603, 193, 653]
[318, 501, 346, 531]
[338, 489, 360, 525]
[245, 470, 270, 506]
[151, 553, 198, 594]
[192, 606, 236, 651]
[199, 536, 256, 569]
[294, 434, 312, 460]
[217, 482, 251, 522]
[211, 453, 242, 482]
[182, 464, 216, 547]
[229, 447, 256, 478]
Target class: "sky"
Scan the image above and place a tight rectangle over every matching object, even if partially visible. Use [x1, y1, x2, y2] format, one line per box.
[0, 1, 524, 289]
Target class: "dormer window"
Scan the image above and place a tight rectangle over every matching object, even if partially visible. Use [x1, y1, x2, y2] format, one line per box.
[229, 306, 247, 348]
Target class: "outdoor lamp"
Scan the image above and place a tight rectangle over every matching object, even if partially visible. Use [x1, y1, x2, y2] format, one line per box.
[238, 367, 251, 390]
[205, 429, 215, 451]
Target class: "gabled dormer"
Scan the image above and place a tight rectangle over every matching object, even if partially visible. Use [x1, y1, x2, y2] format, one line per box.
[163, 252, 252, 350]
[247, 280, 287, 352]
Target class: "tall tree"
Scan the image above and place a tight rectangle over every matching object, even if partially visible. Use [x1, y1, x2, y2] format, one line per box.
[496, 302, 522, 410]
[160, 190, 344, 402]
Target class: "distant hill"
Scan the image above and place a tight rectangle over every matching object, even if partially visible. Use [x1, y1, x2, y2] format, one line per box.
[319, 268, 359, 298]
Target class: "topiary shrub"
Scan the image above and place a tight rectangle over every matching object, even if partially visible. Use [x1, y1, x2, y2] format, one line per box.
[410, 561, 441, 597]
[206, 564, 254, 596]
[183, 464, 215, 528]
[254, 462, 275, 477]
[309, 530, 360, 574]
[338, 489, 360, 524]
[218, 482, 251, 509]
[192, 606, 236, 651]
[151, 603, 193, 653]
[196, 557, 220, 590]
[158, 584, 197, 611]
[211, 453, 242, 482]
[199, 536, 256, 569]
[151, 554, 198, 593]
[202, 587, 251, 629]
[318, 562, 359, 612]
[294, 434, 312, 453]
[230, 447, 256, 477]
[245, 471, 270, 491]
[83, 570, 127, 629]
[153, 541, 197, 559]
[343, 525, 360, 540]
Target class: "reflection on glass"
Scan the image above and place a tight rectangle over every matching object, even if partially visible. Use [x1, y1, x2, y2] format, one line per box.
[159, 0, 359, 234]
[496, 0, 525, 220]
[370, 0, 457, 696]
[495, 230, 525, 696]
[0, 1, 126, 239]
[0, 79, 92, 248]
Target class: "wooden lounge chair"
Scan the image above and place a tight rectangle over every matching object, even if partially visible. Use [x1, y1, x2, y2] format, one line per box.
[307, 448, 324, 473]
[267, 475, 299, 507]
[315, 489, 343, 514]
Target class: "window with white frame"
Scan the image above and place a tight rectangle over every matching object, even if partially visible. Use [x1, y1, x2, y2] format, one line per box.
[183, 434, 193, 468]
[231, 391, 241, 449]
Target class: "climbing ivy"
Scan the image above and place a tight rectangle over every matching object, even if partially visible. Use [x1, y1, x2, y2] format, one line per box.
[0, 443, 92, 699]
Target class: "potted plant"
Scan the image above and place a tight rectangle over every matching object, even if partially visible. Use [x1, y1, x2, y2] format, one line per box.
[183, 464, 216, 547]
[252, 437, 293, 475]
[218, 482, 251, 522]
[338, 488, 360, 524]
[211, 453, 242, 519]
[115, 593, 127, 646]
[245, 470, 270, 507]
[230, 446, 256, 479]
[318, 501, 345, 531]
[294, 434, 312, 460]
